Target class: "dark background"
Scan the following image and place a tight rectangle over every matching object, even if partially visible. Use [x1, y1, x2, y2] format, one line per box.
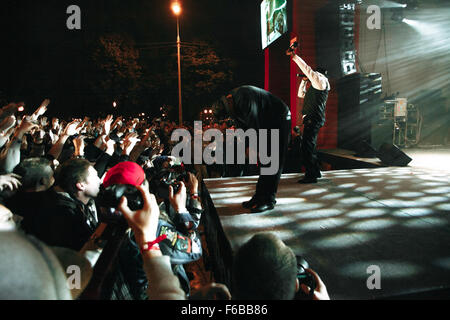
[0, 0, 265, 120]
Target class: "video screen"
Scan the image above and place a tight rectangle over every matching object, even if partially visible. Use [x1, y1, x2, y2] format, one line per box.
[261, 0, 288, 49]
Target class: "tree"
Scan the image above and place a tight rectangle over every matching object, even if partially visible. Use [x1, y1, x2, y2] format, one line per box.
[90, 33, 143, 115]
[143, 40, 235, 121]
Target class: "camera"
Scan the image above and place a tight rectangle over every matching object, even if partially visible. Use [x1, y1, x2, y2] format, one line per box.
[147, 165, 189, 200]
[96, 184, 144, 223]
[296, 256, 316, 299]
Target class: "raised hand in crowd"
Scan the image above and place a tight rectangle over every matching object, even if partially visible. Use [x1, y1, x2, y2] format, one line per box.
[47, 119, 81, 161]
[30, 98, 50, 122]
[185, 172, 199, 196]
[169, 181, 187, 214]
[122, 132, 140, 156]
[102, 114, 114, 136]
[72, 135, 86, 158]
[0, 173, 22, 192]
[51, 117, 60, 131]
[118, 183, 161, 254]
[111, 116, 122, 131]
[39, 116, 48, 128]
[76, 117, 89, 133]
[14, 117, 39, 140]
[0, 116, 17, 148]
[62, 119, 82, 137]
[0, 115, 16, 133]
[118, 183, 187, 300]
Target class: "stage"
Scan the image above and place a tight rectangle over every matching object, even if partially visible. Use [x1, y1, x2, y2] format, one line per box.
[201, 147, 450, 299]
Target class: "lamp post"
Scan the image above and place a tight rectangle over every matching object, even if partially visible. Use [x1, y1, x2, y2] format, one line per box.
[171, 2, 183, 126]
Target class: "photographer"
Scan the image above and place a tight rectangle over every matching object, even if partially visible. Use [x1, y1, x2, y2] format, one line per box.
[232, 232, 330, 300]
[98, 160, 203, 298]
[146, 157, 204, 295]
[118, 184, 186, 299]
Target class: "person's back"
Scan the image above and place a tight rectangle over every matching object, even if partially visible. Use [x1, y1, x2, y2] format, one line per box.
[228, 85, 291, 130]
[29, 188, 95, 250]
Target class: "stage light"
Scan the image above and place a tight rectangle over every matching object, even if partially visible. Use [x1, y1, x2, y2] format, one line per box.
[391, 8, 405, 22]
[113, 101, 117, 108]
[403, 18, 440, 36]
[18, 106, 24, 112]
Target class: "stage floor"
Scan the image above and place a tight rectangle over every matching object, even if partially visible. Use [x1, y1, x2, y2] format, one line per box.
[204, 158, 450, 299]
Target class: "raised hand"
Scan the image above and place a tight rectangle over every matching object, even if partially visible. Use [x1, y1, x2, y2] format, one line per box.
[62, 120, 81, 137]
[17, 117, 39, 136]
[300, 268, 330, 300]
[72, 135, 86, 157]
[118, 183, 160, 244]
[30, 99, 50, 121]
[168, 181, 187, 213]
[111, 116, 122, 131]
[122, 132, 141, 156]
[185, 172, 199, 195]
[102, 114, 114, 136]
[0, 116, 16, 133]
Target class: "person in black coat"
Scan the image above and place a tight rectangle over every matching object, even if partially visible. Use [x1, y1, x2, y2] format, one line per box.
[213, 85, 291, 213]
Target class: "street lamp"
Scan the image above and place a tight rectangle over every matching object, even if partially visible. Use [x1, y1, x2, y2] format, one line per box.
[171, 2, 183, 126]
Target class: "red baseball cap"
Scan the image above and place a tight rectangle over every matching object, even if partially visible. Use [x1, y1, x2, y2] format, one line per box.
[102, 161, 145, 188]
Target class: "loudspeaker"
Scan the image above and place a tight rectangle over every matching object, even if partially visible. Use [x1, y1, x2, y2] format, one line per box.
[316, 3, 357, 79]
[377, 143, 412, 166]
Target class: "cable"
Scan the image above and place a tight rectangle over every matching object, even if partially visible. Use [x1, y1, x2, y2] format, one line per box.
[382, 10, 392, 94]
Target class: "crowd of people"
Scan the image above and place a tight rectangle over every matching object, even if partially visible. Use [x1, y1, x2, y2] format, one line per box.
[0, 98, 329, 300]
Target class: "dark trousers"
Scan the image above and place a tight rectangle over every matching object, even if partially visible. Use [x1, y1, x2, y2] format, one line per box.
[300, 120, 322, 178]
[254, 120, 291, 203]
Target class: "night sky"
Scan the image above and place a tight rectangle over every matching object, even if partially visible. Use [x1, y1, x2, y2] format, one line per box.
[0, 0, 264, 119]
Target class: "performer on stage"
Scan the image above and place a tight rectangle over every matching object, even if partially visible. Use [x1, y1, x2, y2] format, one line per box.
[213, 85, 291, 213]
[286, 44, 330, 183]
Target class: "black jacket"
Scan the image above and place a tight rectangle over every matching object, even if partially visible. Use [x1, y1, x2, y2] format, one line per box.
[227, 85, 291, 130]
[21, 188, 98, 251]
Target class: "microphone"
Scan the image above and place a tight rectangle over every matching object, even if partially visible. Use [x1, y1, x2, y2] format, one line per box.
[288, 41, 298, 53]
[297, 74, 306, 77]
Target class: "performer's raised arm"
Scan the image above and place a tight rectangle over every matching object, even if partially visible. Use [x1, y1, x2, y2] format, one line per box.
[286, 47, 330, 92]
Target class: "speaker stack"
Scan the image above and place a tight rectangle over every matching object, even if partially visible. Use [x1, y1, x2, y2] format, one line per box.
[316, 2, 384, 153]
[316, 2, 357, 79]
